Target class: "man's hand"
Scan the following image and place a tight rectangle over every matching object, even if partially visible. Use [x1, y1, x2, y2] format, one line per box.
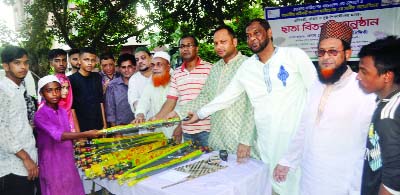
[16, 150, 38, 180]
[236, 144, 251, 163]
[273, 164, 290, 183]
[182, 111, 200, 125]
[133, 113, 146, 124]
[165, 111, 179, 119]
[85, 130, 103, 138]
[172, 125, 183, 144]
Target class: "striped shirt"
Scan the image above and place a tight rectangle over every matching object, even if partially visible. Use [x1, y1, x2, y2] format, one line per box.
[167, 58, 212, 134]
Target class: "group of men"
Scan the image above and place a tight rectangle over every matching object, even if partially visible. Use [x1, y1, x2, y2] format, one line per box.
[1, 17, 399, 195]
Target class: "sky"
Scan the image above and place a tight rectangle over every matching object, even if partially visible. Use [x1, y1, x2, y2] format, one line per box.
[0, 2, 15, 30]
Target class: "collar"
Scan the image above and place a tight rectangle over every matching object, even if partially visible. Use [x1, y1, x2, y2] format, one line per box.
[222, 52, 243, 66]
[254, 47, 279, 64]
[4, 77, 24, 89]
[115, 76, 126, 85]
[181, 57, 201, 72]
[328, 66, 353, 88]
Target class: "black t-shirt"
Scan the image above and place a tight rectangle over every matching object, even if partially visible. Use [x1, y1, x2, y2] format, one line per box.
[361, 91, 400, 195]
[69, 72, 104, 131]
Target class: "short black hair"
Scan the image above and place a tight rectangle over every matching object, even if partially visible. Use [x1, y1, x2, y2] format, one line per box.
[1, 45, 28, 64]
[100, 52, 115, 62]
[117, 53, 136, 67]
[214, 25, 236, 38]
[341, 40, 351, 51]
[48, 49, 67, 61]
[246, 18, 271, 31]
[135, 47, 151, 56]
[68, 48, 80, 56]
[79, 47, 96, 56]
[358, 36, 400, 84]
[179, 35, 198, 46]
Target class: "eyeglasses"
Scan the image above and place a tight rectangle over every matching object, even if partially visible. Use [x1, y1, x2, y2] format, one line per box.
[316, 49, 344, 57]
[179, 44, 196, 49]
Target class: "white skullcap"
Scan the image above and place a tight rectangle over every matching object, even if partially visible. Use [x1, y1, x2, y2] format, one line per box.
[37, 75, 60, 93]
[152, 51, 170, 64]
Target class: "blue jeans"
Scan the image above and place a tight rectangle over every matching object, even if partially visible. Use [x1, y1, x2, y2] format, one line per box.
[183, 131, 209, 147]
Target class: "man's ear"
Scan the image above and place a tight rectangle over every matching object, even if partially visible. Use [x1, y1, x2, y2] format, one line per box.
[384, 71, 395, 83]
[233, 38, 238, 48]
[345, 49, 352, 60]
[2, 63, 9, 71]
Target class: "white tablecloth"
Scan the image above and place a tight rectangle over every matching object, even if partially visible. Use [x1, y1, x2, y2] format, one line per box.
[82, 152, 271, 195]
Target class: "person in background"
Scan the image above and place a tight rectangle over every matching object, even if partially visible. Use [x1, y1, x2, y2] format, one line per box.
[358, 36, 400, 195]
[68, 47, 107, 132]
[99, 52, 120, 93]
[67, 48, 80, 76]
[0, 45, 38, 195]
[105, 53, 136, 126]
[127, 47, 153, 113]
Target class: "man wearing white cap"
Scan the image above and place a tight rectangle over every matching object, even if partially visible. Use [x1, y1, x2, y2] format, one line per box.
[273, 20, 376, 195]
[133, 51, 178, 138]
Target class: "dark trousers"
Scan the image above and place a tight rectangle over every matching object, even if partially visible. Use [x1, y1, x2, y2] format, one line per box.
[0, 173, 35, 195]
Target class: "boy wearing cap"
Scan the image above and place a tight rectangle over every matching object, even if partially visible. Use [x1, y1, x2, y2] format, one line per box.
[128, 46, 153, 113]
[0, 46, 38, 195]
[133, 51, 178, 138]
[105, 53, 136, 126]
[357, 36, 400, 195]
[273, 20, 376, 195]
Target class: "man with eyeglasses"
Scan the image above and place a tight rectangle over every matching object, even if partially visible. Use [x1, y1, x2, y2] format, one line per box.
[105, 53, 136, 127]
[183, 18, 317, 195]
[153, 35, 213, 147]
[273, 20, 376, 195]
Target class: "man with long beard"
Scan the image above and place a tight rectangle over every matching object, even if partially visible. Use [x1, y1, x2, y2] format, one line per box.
[184, 18, 317, 195]
[133, 51, 178, 138]
[273, 20, 376, 195]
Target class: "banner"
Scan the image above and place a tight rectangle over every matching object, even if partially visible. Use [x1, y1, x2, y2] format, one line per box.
[265, 0, 400, 60]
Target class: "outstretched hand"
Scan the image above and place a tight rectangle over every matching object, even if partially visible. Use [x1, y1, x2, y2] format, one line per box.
[85, 130, 103, 138]
[273, 164, 290, 183]
[132, 113, 146, 124]
[182, 111, 200, 125]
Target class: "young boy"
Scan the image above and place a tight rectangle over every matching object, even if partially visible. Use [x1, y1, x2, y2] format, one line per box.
[357, 36, 400, 195]
[68, 47, 107, 132]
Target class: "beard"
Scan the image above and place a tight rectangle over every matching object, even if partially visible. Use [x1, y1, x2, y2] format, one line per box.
[152, 70, 171, 87]
[317, 62, 348, 84]
[250, 38, 270, 53]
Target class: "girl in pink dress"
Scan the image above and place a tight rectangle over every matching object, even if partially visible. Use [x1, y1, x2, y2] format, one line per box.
[34, 75, 102, 195]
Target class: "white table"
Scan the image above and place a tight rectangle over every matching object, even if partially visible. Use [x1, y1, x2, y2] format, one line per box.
[82, 152, 271, 195]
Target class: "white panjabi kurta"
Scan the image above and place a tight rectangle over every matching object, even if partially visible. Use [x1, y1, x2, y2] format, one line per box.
[279, 69, 376, 195]
[127, 72, 152, 113]
[135, 83, 175, 138]
[197, 47, 317, 195]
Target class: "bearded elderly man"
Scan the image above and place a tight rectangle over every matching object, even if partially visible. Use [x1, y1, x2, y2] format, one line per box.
[133, 51, 178, 138]
[184, 18, 317, 195]
[273, 20, 376, 195]
[167, 25, 259, 161]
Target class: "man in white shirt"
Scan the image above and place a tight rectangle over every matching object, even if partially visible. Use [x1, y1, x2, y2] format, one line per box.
[273, 20, 376, 195]
[133, 51, 178, 138]
[0, 45, 38, 195]
[128, 47, 153, 113]
[184, 18, 317, 194]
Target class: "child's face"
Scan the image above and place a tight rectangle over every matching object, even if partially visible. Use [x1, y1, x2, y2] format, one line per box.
[41, 82, 61, 104]
[61, 82, 69, 99]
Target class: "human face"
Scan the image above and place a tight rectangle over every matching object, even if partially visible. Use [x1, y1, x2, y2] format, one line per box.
[318, 38, 350, 71]
[214, 29, 238, 61]
[69, 53, 80, 69]
[61, 82, 69, 99]
[357, 56, 386, 95]
[41, 81, 61, 106]
[151, 57, 170, 87]
[3, 54, 29, 84]
[79, 53, 97, 73]
[179, 37, 198, 62]
[119, 60, 136, 79]
[246, 22, 271, 53]
[100, 59, 116, 77]
[135, 51, 152, 72]
[51, 55, 67, 74]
